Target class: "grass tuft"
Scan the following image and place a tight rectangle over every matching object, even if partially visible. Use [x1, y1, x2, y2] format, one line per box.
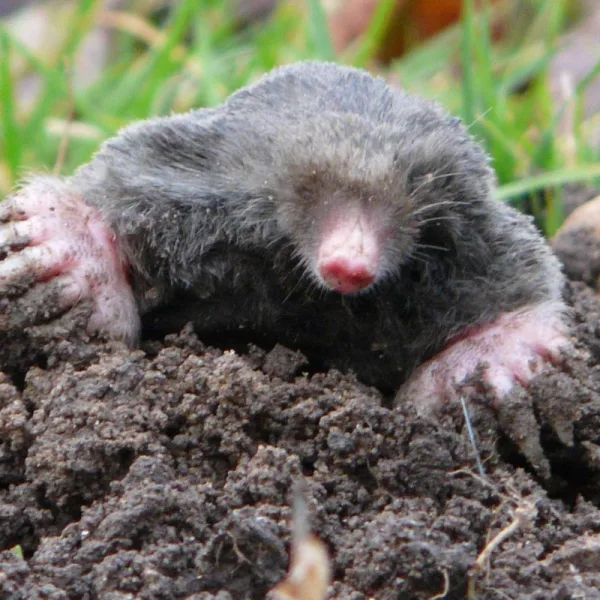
[0, 0, 598, 235]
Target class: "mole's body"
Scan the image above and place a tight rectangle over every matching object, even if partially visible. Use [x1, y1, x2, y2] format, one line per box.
[0, 62, 568, 400]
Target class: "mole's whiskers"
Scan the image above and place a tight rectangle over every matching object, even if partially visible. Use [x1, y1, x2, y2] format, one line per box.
[409, 171, 464, 200]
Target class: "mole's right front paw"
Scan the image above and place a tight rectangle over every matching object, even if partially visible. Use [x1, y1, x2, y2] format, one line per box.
[0, 177, 140, 345]
[396, 302, 570, 412]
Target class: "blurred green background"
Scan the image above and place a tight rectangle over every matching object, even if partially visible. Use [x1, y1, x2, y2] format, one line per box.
[1, 0, 599, 235]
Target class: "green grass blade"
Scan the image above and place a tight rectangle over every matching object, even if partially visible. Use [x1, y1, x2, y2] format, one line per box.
[474, 1, 496, 110]
[306, 0, 335, 61]
[544, 189, 565, 237]
[516, 0, 566, 48]
[98, 0, 196, 118]
[354, 0, 397, 67]
[61, 0, 101, 59]
[0, 29, 21, 183]
[499, 45, 556, 96]
[496, 164, 600, 202]
[477, 117, 523, 182]
[575, 58, 600, 96]
[393, 26, 460, 89]
[531, 59, 600, 170]
[2, 30, 69, 142]
[460, 0, 478, 126]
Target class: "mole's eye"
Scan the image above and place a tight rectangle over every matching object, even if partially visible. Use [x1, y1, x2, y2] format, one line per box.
[449, 117, 462, 128]
[406, 171, 435, 197]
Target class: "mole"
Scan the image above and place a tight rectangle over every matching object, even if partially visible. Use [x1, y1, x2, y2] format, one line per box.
[0, 61, 569, 402]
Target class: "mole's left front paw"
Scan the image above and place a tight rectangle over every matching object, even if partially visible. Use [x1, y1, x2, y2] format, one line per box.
[0, 177, 140, 345]
[396, 302, 571, 411]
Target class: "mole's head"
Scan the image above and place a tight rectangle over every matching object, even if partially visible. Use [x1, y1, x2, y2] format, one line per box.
[268, 110, 494, 295]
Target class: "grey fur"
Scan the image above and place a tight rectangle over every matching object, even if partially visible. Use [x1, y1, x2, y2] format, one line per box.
[71, 61, 565, 393]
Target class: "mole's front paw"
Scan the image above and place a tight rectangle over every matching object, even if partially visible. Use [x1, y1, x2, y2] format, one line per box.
[396, 302, 571, 411]
[0, 177, 140, 345]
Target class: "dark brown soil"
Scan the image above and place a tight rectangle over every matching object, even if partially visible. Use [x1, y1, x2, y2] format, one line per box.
[2, 226, 600, 599]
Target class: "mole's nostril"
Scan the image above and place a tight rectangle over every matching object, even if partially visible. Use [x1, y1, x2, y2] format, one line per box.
[319, 258, 375, 294]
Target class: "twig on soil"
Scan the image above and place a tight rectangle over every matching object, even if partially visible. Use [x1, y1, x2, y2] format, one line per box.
[467, 499, 538, 599]
[268, 481, 331, 600]
[449, 467, 497, 490]
[450, 469, 540, 598]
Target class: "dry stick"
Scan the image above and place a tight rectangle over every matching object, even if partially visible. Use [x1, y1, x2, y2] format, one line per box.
[449, 467, 497, 492]
[467, 501, 537, 599]
[269, 481, 331, 600]
[449, 468, 539, 599]
[47, 119, 103, 142]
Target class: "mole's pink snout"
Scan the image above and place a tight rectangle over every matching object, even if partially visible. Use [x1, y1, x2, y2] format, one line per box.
[319, 258, 375, 294]
[316, 211, 379, 294]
